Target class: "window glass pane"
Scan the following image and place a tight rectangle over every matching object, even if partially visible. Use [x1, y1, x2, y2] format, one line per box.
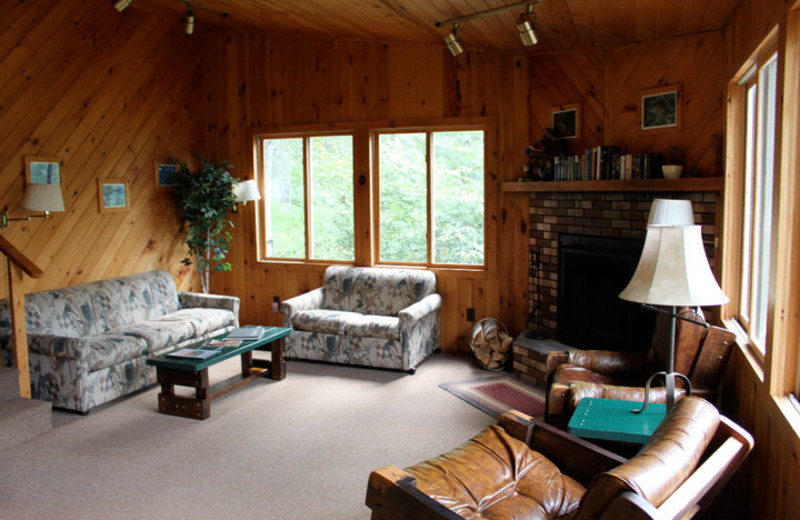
[262, 138, 305, 258]
[752, 55, 778, 346]
[309, 136, 354, 261]
[432, 131, 485, 265]
[379, 133, 427, 263]
[740, 83, 757, 324]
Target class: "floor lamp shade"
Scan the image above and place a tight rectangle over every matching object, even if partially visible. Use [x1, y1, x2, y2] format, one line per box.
[619, 225, 728, 307]
[647, 199, 694, 226]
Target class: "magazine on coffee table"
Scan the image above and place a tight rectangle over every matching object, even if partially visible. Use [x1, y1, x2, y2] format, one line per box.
[204, 338, 243, 348]
[167, 348, 221, 360]
[226, 326, 265, 340]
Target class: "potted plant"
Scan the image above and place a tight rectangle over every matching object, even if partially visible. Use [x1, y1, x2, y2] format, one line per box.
[170, 154, 238, 293]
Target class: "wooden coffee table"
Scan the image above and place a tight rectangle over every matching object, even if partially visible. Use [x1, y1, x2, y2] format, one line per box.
[146, 326, 290, 420]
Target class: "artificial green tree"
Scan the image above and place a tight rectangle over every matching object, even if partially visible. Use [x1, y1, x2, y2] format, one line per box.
[171, 154, 238, 293]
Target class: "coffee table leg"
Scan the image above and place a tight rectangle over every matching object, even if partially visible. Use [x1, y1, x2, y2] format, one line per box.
[156, 367, 211, 420]
[270, 337, 285, 380]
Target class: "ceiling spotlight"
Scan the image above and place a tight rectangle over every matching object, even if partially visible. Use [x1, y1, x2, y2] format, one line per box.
[517, 4, 538, 46]
[183, 3, 196, 35]
[112, 0, 133, 12]
[444, 23, 464, 57]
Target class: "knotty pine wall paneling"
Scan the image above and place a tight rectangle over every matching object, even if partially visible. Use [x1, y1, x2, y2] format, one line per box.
[204, 31, 532, 353]
[0, 0, 206, 297]
[712, 1, 800, 519]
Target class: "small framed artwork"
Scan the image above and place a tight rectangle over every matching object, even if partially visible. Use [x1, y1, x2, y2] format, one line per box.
[551, 104, 580, 139]
[155, 162, 178, 188]
[25, 156, 62, 185]
[641, 85, 681, 131]
[98, 179, 129, 213]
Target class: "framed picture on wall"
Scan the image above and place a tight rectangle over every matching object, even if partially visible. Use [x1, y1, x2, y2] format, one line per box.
[551, 104, 580, 139]
[98, 179, 129, 213]
[25, 156, 62, 186]
[641, 85, 681, 130]
[155, 162, 178, 188]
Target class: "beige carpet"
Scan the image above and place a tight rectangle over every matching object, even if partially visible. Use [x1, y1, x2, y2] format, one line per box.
[0, 353, 495, 520]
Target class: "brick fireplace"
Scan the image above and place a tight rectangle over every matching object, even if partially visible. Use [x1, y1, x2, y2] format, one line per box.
[527, 190, 719, 346]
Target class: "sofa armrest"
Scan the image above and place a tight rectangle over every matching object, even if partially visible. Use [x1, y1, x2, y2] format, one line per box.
[179, 291, 240, 315]
[281, 288, 325, 324]
[398, 294, 442, 328]
[27, 334, 89, 361]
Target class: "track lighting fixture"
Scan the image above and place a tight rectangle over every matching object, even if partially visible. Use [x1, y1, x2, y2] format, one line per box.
[517, 4, 539, 46]
[183, 3, 195, 35]
[444, 23, 464, 57]
[435, 0, 543, 55]
[112, 0, 133, 12]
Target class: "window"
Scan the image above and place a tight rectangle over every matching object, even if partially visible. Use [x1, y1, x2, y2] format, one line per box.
[376, 129, 485, 266]
[259, 134, 355, 261]
[736, 51, 779, 355]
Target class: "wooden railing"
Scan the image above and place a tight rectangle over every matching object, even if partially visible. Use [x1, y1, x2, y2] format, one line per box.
[0, 235, 42, 398]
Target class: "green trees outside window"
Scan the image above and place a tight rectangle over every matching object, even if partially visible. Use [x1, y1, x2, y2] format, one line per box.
[257, 126, 485, 267]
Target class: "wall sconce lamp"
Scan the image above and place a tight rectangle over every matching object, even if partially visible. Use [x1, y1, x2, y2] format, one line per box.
[435, 0, 544, 56]
[183, 3, 196, 35]
[444, 23, 464, 57]
[517, 4, 539, 47]
[2, 184, 66, 228]
[232, 180, 261, 212]
[112, 0, 134, 12]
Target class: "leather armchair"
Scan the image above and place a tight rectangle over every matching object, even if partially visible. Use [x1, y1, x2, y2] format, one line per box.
[365, 397, 753, 520]
[545, 308, 735, 424]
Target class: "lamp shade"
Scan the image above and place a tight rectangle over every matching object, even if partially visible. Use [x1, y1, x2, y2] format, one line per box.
[647, 198, 694, 226]
[619, 225, 728, 306]
[23, 184, 65, 212]
[233, 180, 261, 203]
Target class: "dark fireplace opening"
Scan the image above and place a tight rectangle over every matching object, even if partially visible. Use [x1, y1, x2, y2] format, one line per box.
[557, 234, 655, 352]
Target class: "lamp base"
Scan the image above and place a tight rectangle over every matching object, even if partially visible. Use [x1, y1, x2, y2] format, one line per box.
[632, 370, 691, 414]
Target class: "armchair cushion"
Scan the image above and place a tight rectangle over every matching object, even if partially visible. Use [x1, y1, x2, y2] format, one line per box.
[406, 424, 585, 519]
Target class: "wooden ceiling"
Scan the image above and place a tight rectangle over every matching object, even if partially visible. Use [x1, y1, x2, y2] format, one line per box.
[134, 0, 743, 52]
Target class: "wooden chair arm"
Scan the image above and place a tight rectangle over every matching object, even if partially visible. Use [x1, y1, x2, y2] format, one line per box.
[365, 466, 462, 520]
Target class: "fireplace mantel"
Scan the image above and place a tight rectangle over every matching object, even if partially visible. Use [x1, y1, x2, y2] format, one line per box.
[503, 177, 723, 193]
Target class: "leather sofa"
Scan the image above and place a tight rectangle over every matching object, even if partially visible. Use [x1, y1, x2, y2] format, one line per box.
[0, 270, 239, 413]
[281, 266, 441, 373]
[366, 396, 753, 520]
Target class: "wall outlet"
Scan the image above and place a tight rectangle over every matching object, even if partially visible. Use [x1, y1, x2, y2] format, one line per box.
[272, 296, 280, 313]
[466, 308, 475, 322]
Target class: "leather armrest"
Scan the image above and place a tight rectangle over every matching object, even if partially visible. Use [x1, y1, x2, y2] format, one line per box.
[365, 466, 462, 520]
[566, 350, 648, 376]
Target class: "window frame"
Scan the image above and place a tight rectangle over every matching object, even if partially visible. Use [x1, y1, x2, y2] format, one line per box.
[254, 130, 356, 264]
[250, 117, 496, 273]
[372, 125, 488, 269]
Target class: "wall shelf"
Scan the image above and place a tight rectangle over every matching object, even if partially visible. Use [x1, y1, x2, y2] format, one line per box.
[502, 177, 724, 193]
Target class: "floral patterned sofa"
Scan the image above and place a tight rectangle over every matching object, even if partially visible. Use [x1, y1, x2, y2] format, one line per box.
[281, 266, 441, 373]
[0, 270, 239, 413]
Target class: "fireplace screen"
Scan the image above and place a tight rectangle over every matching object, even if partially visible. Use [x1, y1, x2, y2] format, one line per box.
[557, 234, 655, 352]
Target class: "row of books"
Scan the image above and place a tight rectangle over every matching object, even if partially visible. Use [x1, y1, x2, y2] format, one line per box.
[552, 147, 665, 182]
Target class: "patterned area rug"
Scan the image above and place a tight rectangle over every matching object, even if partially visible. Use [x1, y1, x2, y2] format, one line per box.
[439, 374, 545, 419]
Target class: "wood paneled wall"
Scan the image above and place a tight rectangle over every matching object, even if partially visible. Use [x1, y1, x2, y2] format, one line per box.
[0, 0, 205, 297]
[715, 1, 800, 519]
[203, 31, 533, 353]
[528, 34, 724, 176]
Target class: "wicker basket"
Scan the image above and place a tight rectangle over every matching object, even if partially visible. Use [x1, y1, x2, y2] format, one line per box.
[469, 318, 512, 371]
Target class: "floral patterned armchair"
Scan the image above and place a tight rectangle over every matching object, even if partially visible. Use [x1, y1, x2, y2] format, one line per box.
[281, 266, 442, 373]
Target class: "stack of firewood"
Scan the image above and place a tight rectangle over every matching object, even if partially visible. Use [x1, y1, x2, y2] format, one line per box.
[471, 319, 513, 370]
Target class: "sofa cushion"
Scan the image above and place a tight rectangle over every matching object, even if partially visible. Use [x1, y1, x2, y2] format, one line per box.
[0, 287, 97, 337]
[166, 308, 236, 337]
[108, 318, 196, 353]
[406, 424, 585, 520]
[292, 310, 399, 340]
[321, 266, 436, 316]
[85, 334, 149, 371]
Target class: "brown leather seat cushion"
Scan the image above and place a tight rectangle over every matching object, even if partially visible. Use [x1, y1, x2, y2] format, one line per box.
[405, 424, 585, 520]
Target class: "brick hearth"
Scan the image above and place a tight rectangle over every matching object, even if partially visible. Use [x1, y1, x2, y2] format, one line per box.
[527, 190, 719, 336]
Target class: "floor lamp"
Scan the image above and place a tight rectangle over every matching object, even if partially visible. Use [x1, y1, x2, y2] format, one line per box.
[619, 200, 728, 412]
